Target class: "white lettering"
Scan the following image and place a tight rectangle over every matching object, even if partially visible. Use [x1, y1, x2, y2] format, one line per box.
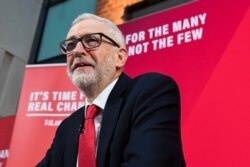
[177, 28, 203, 44]
[0, 149, 9, 158]
[52, 91, 77, 101]
[172, 21, 182, 32]
[172, 13, 207, 32]
[151, 36, 173, 50]
[128, 42, 149, 56]
[27, 102, 53, 112]
[148, 24, 169, 38]
[199, 13, 207, 25]
[29, 91, 49, 101]
[192, 28, 203, 40]
[125, 31, 145, 44]
[44, 119, 62, 126]
[57, 101, 85, 112]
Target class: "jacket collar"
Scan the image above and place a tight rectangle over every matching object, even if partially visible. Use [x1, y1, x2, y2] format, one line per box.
[96, 73, 131, 166]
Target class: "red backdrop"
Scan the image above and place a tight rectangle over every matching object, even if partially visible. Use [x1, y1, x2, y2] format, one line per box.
[6, 0, 250, 166]
[0, 116, 15, 167]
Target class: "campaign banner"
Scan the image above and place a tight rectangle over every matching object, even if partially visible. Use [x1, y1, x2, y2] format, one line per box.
[6, 64, 85, 166]
[118, 0, 250, 166]
[0, 116, 15, 167]
[7, 0, 250, 166]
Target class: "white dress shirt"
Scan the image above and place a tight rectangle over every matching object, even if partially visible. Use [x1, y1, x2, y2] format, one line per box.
[77, 78, 118, 166]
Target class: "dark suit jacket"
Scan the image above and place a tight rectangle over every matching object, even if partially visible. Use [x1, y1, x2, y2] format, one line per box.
[37, 72, 186, 167]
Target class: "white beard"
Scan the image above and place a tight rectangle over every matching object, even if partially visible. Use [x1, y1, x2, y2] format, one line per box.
[67, 50, 116, 91]
[68, 68, 98, 89]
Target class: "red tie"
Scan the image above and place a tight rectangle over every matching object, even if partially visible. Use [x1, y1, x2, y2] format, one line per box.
[79, 104, 100, 167]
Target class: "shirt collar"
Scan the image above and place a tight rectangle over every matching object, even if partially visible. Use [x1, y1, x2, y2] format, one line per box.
[85, 78, 119, 110]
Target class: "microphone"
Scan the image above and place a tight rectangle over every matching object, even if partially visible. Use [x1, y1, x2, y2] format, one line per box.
[79, 124, 83, 134]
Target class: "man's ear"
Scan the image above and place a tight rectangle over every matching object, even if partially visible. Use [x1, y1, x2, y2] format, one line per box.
[116, 48, 128, 68]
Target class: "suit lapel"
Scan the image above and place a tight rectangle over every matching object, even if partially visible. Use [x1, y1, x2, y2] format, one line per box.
[64, 106, 85, 166]
[96, 73, 131, 167]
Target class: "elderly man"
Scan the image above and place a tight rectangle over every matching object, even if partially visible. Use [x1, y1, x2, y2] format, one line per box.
[37, 13, 185, 167]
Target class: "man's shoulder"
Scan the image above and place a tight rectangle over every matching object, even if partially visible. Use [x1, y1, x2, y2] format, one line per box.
[133, 72, 177, 86]
[121, 72, 179, 98]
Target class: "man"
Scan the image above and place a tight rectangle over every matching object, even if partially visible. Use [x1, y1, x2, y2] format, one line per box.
[37, 13, 185, 167]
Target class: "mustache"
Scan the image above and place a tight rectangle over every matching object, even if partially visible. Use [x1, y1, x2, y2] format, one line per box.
[69, 57, 96, 72]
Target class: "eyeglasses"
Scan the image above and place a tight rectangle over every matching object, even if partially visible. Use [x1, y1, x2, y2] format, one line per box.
[60, 32, 120, 55]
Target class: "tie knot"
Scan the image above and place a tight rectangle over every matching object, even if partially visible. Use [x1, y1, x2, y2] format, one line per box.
[86, 104, 100, 119]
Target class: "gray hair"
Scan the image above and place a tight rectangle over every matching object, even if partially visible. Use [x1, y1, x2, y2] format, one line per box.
[72, 13, 126, 48]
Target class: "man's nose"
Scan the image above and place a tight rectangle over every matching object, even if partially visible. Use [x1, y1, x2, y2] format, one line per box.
[73, 41, 86, 54]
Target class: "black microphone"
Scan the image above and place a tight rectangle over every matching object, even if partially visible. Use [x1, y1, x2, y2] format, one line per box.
[79, 124, 83, 134]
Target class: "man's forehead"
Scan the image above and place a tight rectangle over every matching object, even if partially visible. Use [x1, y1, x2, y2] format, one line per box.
[67, 20, 105, 38]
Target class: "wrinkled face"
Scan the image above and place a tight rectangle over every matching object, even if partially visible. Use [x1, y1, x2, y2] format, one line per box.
[66, 19, 119, 90]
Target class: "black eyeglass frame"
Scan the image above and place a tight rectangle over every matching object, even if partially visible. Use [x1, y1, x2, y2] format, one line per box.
[60, 32, 120, 55]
